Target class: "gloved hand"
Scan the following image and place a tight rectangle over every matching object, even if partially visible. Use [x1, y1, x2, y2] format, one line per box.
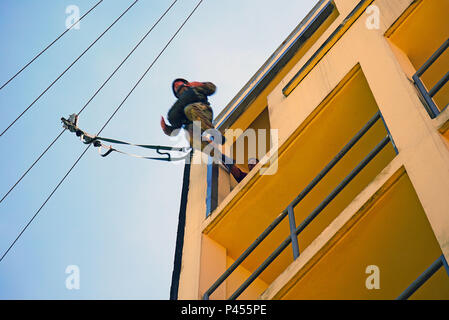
[160, 116, 173, 136]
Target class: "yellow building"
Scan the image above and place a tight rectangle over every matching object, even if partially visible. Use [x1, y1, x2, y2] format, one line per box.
[170, 0, 449, 300]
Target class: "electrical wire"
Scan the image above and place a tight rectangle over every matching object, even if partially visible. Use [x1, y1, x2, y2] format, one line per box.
[0, 0, 104, 91]
[0, 0, 205, 263]
[98, 0, 205, 135]
[0, 0, 179, 205]
[0, 0, 139, 138]
[0, 145, 91, 264]
[0, 130, 65, 204]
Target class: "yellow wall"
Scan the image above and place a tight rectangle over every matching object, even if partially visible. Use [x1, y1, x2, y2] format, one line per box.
[218, 1, 340, 135]
[225, 256, 268, 300]
[198, 235, 268, 300]
[228, 107, 271, 172]
[177, 151, 208, 299]
[177, 0, 449, 300]
[204, 66, 396, 288]
[281, 172, 449, 299]
[387, 0, 449, 111]
[267, 0, 449, 260]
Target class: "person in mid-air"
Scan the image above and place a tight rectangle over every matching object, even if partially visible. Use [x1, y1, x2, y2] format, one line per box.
[160, 78, 220, 148]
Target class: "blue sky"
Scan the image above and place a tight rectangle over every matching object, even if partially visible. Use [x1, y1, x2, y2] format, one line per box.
[0, 0, 316, 299]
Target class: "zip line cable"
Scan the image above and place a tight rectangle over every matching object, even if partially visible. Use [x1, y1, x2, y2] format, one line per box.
[0, 0, 139, 138]
[0, 0, 205, 263]
[0, 0, 179, 205]
[0, 0, 104, 91]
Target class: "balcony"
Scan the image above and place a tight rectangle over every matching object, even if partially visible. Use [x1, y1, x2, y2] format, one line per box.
[201, 66, 398, 299]
[398, 254, 449, 300]
[263, 170, 449, 300]
[387, 0, 449, 118]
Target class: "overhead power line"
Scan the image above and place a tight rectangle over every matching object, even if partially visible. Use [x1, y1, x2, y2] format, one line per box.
[0, 0, 205, 263]
[0, 0, 139, 138]
[0, 144, 91, 264]
[0, 130, 65, 204]
[0, 0, 179, 205]
[0, 0, 104, 91]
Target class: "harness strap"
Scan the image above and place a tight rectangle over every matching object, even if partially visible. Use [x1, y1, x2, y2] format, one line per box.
[61, 114, 191, 162]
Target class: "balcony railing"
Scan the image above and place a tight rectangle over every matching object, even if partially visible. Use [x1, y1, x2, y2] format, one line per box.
[397, 254, 449, 300]
[412, 38, 449, 119]
[203, 111, 397, 300]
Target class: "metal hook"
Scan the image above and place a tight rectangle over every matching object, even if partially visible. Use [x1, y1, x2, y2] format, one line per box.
[97, 144, 115, 157]
[156, 148, 172, 161]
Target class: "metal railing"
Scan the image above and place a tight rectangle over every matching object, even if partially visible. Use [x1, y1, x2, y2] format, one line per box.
[412, 38, 449, 119]
[397, 254, 449, 300]
[203, 111, 396, 300]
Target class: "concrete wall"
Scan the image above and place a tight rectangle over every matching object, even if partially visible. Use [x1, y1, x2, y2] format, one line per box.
[177, 0, 449, 299]
[267, 0, 449, 259]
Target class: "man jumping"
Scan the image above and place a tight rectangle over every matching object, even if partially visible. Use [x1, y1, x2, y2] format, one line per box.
[160, 78, 221, 149]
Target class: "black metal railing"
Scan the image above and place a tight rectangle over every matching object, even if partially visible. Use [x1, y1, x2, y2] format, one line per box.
[203, 111, 396, 300]
[397, 254, 449, 300]
[412, 38, 449, 119]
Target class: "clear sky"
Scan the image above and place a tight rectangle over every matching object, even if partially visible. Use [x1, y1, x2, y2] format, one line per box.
[0, 0, 317, 299]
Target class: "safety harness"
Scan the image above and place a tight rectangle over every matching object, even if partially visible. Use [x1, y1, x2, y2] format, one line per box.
[61, 114, 191, 162]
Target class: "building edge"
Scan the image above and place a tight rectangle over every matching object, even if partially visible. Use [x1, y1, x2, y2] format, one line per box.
[169, 152, 192, 300]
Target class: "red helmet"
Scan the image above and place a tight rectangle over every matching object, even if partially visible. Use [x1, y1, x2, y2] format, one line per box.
[172, 78, 189, 98]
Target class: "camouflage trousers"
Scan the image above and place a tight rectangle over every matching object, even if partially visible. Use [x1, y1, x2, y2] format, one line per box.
[184, 102, 216, 150]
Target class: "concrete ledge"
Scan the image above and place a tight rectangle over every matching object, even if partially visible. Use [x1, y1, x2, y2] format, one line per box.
[435, 106, 449, 134]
